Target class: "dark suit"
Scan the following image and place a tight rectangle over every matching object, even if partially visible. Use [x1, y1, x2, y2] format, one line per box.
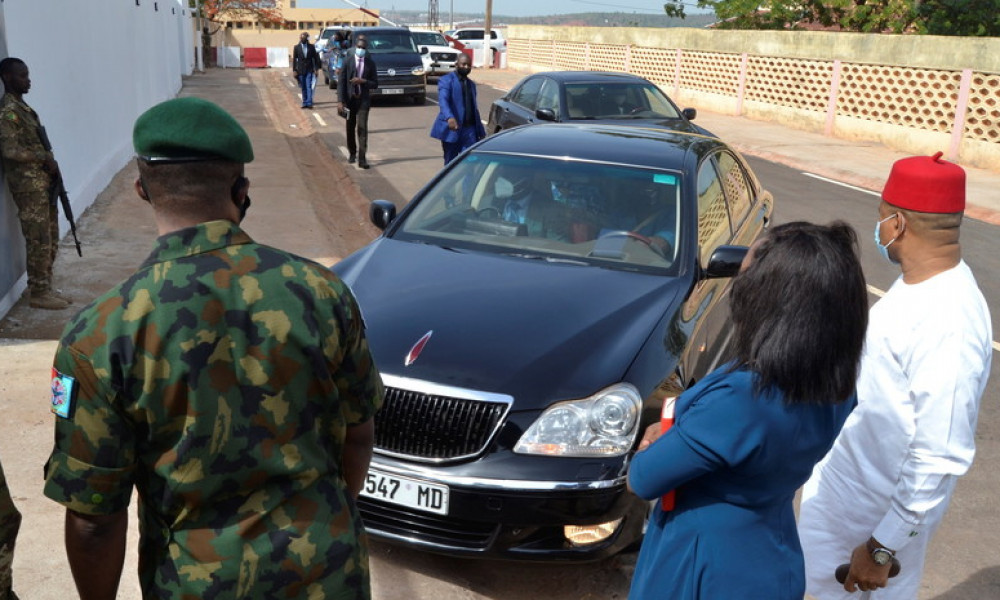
[292, 42, 321, 107]
[429, 71, 486, 164]
[338, 52, 379, 163]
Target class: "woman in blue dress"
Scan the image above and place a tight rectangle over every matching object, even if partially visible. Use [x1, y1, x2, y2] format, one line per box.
[627, 221, 869, 600]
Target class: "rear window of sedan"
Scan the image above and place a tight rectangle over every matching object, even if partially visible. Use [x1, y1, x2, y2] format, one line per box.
[394, 153, 684, 274]
[564, 83, 683, 120]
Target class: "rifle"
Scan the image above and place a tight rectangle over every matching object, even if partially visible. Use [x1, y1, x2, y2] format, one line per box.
[36, 126, 82, 257]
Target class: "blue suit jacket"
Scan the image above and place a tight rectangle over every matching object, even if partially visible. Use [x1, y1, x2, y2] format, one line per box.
[430, 71, 486, 143]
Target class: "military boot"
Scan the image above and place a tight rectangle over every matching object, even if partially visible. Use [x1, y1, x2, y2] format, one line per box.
[29, 291, 71, 310]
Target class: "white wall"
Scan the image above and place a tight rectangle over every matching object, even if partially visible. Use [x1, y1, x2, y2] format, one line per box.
[0, 0, 194, 317]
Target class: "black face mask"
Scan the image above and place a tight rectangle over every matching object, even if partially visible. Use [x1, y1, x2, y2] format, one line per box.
[232, 176, 250, 222]
[456, 67, 471, 78]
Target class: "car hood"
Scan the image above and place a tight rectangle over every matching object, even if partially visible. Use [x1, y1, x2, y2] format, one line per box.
[334, 239, 687, 409]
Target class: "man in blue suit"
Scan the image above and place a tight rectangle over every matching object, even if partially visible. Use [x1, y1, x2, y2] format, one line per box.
[430, 54, 486, 164]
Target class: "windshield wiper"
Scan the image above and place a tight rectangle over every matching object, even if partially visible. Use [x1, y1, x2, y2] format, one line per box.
[504, 252, 589, 266]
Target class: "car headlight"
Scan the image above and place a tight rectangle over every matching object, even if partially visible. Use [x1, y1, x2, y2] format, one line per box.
[412, 66, 426, 76]
[514, 384, 641, 457]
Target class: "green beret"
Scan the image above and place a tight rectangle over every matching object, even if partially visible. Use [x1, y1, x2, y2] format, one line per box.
[133, 97, 254, 163]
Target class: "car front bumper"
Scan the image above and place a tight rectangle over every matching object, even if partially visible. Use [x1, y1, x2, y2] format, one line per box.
[357, 458, 647, 561]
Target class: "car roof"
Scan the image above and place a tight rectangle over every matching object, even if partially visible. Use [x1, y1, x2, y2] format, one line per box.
[472, 123, 723, 171]
[352, 26, 411, 33]
[520, 71, 656, 85]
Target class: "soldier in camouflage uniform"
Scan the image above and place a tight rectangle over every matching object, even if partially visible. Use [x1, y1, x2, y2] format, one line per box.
[43, 97, 384, 599]
[0, 57, 68, 310]
[0, 460, 20, 599]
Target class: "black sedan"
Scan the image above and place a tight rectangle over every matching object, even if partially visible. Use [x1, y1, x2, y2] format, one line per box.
[486, 71, 712, 137]
[333, 123, 773, 560]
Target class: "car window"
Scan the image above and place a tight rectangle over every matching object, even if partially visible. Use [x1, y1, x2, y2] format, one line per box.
[413, 32, 447, 46]
[696, 157, 733, 266]
[392, 153, 683, 274]
[716, 151, 753, 229]
[536, 79, 560, 118]
[364, 32, 418, 53]
[511, 78, 544, 111]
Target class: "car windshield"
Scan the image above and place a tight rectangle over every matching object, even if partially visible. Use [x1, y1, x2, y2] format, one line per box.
[393, 152, 683, 274]
[364, 32, 419, 53]
[413, 32, 448, 46]
[564, 82, 682, 120]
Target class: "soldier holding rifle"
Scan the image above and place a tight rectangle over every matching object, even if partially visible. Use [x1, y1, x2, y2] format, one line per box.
[0, 57, 75, 310]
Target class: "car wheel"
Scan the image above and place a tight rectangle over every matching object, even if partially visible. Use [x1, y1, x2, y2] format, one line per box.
[413, 94, 427, 105]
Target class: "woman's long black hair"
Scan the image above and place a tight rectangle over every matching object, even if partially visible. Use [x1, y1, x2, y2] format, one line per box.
[728, 221, 868, 405]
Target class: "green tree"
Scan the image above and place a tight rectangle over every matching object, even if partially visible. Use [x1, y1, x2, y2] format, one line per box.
[666, 0, 1000, 34]
[920, 0, 1000, 35]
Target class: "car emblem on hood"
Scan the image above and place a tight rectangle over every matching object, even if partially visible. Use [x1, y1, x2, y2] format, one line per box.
[405, 330, 433, 366]
[387, 68, 396, 76]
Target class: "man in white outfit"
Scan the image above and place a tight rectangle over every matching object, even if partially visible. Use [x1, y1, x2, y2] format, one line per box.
[798, 152, 992, 599]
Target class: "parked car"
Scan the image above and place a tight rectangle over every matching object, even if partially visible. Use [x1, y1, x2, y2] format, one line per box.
[451, 27, 506, 63]
[411, 29, 462, 78]
[332, 123, 773, 560]
[350, 26, 427, 104]
[487, 71, 713, 137]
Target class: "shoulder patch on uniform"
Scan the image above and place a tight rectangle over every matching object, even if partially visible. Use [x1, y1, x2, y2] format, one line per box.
[50, 368, 76, 418]
[2, 112, 17, 122]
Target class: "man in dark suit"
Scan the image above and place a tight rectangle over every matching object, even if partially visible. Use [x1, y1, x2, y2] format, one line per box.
[338, 35, 378, 169]
[429, 54, 486, 164]
[292, 32, 321, 109]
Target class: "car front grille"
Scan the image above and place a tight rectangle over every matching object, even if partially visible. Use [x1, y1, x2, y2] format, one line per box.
[375, 375, 512, 463]
[431, 52, 457, 61]
[359, 496, 499, 549]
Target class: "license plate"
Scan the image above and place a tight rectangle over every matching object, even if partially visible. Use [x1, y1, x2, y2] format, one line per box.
[361, 468, 449, 515]
[381, 88, 404, 95]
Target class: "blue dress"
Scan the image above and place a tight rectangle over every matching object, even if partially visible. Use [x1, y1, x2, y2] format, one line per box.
[627, 365, 854, 600]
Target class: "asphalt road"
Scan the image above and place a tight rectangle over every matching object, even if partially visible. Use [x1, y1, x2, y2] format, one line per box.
[296, 73, 1000, 600]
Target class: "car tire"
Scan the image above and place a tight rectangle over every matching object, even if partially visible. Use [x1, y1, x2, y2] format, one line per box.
[413, 94, 427, 105]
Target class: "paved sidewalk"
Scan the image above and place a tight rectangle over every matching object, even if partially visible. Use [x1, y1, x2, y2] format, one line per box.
[0, 65, 996, 599]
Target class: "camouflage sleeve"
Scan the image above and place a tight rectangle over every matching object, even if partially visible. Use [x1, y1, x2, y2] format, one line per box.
[0, 460, 20, 599]
[0, 111, 49, 164]
[42, 342, 136, 516]
[330, 281, 384, 427]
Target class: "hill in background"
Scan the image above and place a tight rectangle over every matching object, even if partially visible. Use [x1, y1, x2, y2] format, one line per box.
[381, 10, 717, 30]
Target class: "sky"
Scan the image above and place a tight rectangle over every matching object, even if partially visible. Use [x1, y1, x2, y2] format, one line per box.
[293, 0, 687, 18]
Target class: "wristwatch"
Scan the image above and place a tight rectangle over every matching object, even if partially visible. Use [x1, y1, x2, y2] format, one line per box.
[866, 537, 895, 566]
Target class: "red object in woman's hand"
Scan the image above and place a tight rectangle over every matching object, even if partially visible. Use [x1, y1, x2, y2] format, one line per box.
[661, 397, 676, 511]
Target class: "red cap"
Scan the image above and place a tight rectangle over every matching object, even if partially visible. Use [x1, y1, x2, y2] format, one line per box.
[881, 152, 965, 213]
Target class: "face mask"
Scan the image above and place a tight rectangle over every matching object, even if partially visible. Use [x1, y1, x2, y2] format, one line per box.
[874, 213, 899, 264]
[238, 195, 251, 222]
[456, 66, 471, 77]
[356, 48, 367, 57]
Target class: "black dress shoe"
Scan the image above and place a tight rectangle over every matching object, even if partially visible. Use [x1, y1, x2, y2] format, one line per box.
[358, 160, 370, 169]
[348, 154, 356, 163]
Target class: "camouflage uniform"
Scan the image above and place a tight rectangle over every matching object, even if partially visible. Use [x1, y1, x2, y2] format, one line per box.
[0, 93, 58, 296]
[44, 220, 384, 599]
[0, 460, 20, 600]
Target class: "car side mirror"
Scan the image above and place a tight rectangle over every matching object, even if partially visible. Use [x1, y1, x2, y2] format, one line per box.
[421, 46, 429, 55]
[682, 108, 697, 121]
[370, 199, 397, 231]
[535, 108, 557, 122]
[704, 245, 748, 279]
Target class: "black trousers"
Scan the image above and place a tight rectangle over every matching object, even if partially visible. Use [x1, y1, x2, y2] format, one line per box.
[345, 98, 370, 159]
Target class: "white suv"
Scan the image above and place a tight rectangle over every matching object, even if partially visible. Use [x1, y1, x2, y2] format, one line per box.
[451, 28, 507, 63]
[411, 29, 461, 77]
